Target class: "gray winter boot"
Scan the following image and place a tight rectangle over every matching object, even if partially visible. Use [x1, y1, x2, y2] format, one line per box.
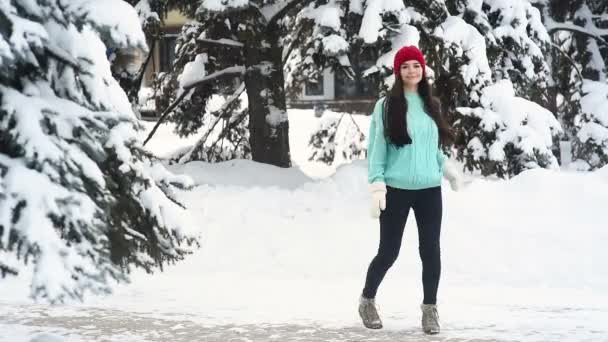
[358, 296, 383, 329]
[421, 304, 440, 334]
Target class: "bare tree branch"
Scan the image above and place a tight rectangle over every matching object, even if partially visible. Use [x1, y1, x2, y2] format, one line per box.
[177, 83, 246, 163]
[129, 40, 156, 98]
[143, 67, 246, 146]
[548, 26, 608, 47]
[346, 113, 363, 135]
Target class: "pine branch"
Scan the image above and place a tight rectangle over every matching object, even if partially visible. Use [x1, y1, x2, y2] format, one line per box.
[0, 262, 18, 277]
[267, 0, 316, 27]
[143, 67, 246, 146]
[45, 45, 84, 73]
[282, 24, 306, 65]
[158, 189, 187, 210]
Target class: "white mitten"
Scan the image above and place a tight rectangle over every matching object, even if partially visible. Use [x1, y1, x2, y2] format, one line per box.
[369, 182, 387, 218]
[443, 160, 463, 192]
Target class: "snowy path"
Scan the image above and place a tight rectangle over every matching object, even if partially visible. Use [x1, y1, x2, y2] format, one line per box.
[0, 306, 494, 342]
[2, 301, 607, 342]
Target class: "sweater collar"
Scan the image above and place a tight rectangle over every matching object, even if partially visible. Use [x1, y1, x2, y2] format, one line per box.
[404, 90, 420, 99]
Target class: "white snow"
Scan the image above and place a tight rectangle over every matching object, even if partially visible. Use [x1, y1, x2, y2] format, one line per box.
[178, 53, 208, 90]
[575, 4, 608, 36]
[577, 80, 608, 152]
[200, 0, 249, 12]
[137, 87, 155, 111]
[134, 0, 160, 26]
[303, 2, 343, 32]
[359, 0, 406, 44]
[196, 37, 244, 47]
[180, 65, 245, 90]
[1, 109, 607, 342]
[68, 0, 148, 51]
[265, 105, 288, 126]
[581, 80, 608, 127]
[321, 34, 349, 56]
[348, 0, 364, 15]
[466, 0, 483, 12]
[458, 79, 561, 165]
[434, 16, 492, 87]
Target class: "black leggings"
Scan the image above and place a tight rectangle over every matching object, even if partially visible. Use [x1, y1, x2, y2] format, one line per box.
[362, 186, 442, 304]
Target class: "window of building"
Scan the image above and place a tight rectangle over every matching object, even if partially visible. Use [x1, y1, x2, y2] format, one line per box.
[335, 49, 378, 99]
[304, 77, 324, 96]
[159, 34, 179, 72]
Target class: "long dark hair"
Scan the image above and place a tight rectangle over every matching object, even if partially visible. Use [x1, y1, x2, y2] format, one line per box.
[383, 75, 454, 147]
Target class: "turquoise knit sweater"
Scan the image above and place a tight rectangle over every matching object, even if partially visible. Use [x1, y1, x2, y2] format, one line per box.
[367, 92, 446, 190]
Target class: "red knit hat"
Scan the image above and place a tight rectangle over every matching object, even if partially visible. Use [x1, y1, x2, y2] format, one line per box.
[393, 45, 426, 77]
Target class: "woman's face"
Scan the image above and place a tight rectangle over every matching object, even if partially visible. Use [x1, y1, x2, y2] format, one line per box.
[399, 60, 423, 88]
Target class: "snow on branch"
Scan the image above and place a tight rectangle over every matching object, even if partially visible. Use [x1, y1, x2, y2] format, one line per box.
[197, 37, 244, 48]
[44, 45, 84, 73]
[181, 66, 245, 90]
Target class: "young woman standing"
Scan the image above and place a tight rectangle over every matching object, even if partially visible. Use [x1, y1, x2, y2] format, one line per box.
[358, 45, 461, 335]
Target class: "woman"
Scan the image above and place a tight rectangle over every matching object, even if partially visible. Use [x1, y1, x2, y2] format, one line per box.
[358, 45, 461, 335]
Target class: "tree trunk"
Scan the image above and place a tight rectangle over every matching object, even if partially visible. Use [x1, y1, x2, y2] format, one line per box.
[242, 22, 291, 168]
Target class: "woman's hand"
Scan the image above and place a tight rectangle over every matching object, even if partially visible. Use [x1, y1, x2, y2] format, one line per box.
[369, 182, 387, 218]
[443, 160, 463, 191]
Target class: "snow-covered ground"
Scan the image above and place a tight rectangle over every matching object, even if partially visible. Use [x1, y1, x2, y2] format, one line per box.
[1, 109, 607, 342]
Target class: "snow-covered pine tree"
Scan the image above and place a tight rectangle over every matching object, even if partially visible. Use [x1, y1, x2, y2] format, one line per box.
[0, 0, 197, 303]
[440, 0, 561, 176]
[413, 0, 493, 171]
[415, 0, 560, 177]
[456, 79, 562, 177]
[542, 0, 608, 170]
[153, 0, 318, 167]
[473, 0, 552, 108]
